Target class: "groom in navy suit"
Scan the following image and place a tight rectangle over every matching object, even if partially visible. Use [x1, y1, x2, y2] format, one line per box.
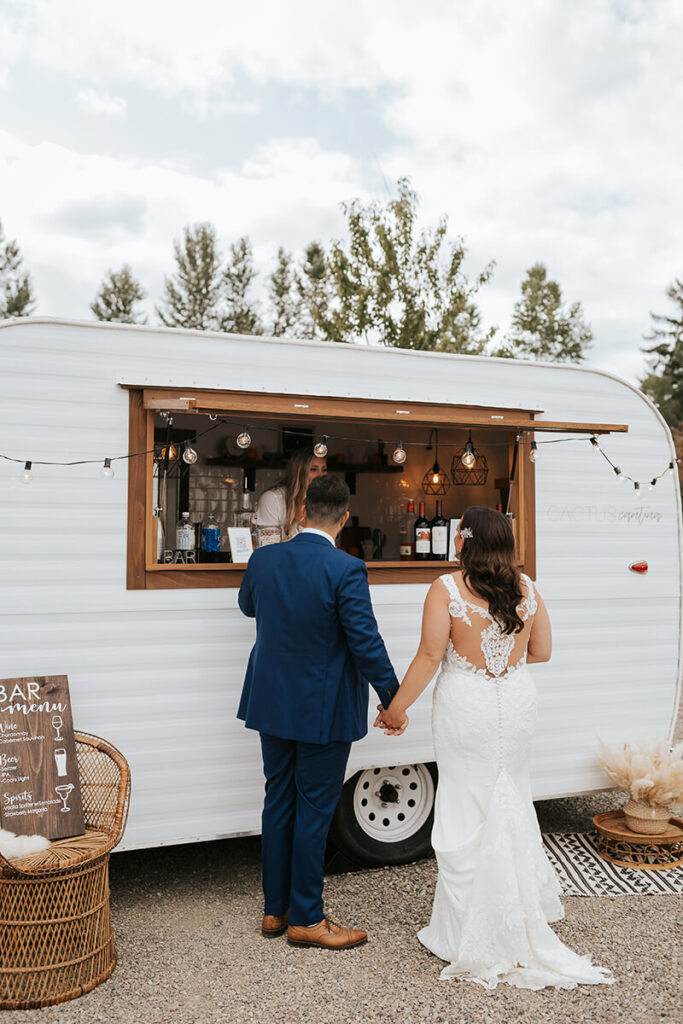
[237, 474, 399, 949]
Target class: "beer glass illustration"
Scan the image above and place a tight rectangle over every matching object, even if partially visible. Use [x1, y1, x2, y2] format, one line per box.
[54, 748, 67, 777]
[52, 715, 64, 741]
[55, 783, 74, 813]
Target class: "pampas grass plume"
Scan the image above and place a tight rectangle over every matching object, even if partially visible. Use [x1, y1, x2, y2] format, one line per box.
[599, 739, 683, 808]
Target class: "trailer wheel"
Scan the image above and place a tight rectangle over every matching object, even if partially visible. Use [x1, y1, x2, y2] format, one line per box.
[329, 763, 437, 867]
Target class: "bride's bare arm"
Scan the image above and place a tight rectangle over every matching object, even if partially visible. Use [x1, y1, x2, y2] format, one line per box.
[526, 591, 552, 663]
[374, 581, 451, 734]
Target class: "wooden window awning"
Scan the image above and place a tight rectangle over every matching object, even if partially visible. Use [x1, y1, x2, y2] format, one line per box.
[120, 386, 628, 435]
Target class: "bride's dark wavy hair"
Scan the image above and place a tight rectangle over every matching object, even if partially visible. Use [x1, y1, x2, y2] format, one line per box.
[459, 506, 525, 635]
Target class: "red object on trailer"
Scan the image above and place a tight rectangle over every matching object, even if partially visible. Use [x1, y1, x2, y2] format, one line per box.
[629, 561, 648, 574]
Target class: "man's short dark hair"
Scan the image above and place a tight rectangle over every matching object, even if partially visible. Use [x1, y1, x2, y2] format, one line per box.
[305, 475, 350, 523]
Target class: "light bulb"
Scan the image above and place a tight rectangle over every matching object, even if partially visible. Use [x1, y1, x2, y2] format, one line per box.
[392, 442, 407, 465]
[208, 413, 218, 422]
[462, 448, 476, 469]
[101, 458, 114, 480]
[314, 437, 328, 458]
[614, 466, 625, 481]
[529, 441, 539, 463]
[634, 481, 641, 498]
[590, 437, 600, 451]
[21, 460, 33, 483]
[432, 473, 439, 484]
[182, 442, 198, 465]
[668, 461, 676, 477]
[236, 430, 251, 450]
[649, 478, 657, 491]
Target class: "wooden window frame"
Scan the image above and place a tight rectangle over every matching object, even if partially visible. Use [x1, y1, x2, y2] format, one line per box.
[124, 386, 627, 590]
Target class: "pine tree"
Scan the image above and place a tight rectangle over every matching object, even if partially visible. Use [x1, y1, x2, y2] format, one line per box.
[506, 263, 593, 362]
[157, 223, 222, 330]
[640, 278, 683, 428]
[0, 219, 36, 318]
[219, 236, 263, 335]
[297, 242, 335, 341]
[90, 265, 146, 324]
[268, 247, 302, 336]
[324, 178, 494, 351]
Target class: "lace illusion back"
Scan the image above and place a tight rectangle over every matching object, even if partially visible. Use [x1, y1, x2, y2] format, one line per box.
[440, 572, 537, 681]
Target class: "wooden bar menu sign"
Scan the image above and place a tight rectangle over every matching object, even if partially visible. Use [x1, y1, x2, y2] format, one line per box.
[0, 675, 84, 840]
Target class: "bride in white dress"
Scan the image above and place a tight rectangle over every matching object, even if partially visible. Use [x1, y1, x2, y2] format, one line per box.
[375, 506, 613, 991]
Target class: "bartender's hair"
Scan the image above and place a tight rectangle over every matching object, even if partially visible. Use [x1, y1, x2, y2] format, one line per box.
[458, 506, 525, 635]
[305, 475, 350, 524]
[270, 446, 326, 540]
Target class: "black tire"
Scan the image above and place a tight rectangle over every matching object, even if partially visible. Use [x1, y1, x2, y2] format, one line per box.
[329, 762, 437, 867]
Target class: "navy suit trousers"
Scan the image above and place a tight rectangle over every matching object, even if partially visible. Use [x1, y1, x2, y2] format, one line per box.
[259, 734, 351, 927]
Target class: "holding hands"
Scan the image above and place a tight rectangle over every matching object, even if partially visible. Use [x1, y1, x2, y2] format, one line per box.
[374, 702, 409, 737]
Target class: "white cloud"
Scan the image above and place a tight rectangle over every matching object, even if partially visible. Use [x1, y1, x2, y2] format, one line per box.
[76, 88, 127, 117]
[1, 0, 682, 382]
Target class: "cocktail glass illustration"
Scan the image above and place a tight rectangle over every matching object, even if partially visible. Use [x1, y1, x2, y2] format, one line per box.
[54, 748, 67, 777]
[52, 715, 64, 741]
[55, 783, 74, 813]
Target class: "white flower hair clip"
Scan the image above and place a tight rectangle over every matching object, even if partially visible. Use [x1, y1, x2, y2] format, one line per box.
[460, 526, 473, 539]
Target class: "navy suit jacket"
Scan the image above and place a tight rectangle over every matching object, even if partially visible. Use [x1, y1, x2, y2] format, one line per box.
[237, 532, 399, 744]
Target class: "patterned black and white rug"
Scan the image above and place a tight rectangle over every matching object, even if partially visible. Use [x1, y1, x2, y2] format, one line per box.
[542, 832, 683, 896]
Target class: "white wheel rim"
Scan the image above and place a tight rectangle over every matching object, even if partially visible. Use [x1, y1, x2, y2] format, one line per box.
[352, 764, 434, 844]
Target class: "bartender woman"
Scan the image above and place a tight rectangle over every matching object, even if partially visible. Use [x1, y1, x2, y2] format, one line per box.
[255, 446, 327, 540]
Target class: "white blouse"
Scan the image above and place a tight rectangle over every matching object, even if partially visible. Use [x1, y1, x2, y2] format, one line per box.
[255, 486, 300, 538]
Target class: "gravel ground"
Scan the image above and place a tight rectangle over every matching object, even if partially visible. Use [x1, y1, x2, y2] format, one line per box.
[3, 785, 681, 1024]
[4, 710, 681, 1024]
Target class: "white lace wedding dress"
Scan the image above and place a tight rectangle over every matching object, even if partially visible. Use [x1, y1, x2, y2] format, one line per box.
[417, 572, 613, 990]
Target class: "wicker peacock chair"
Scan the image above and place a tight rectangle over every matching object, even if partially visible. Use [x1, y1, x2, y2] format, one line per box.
[0, 732, 131, 1009]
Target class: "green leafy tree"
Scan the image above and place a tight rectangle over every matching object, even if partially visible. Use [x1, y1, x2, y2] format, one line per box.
[505, 263, 593, 362]
[219, 236, 263, 335]
[640, 277, 683, 427]
[323, 178, 494, 351]
[268, 247, 302, 336]
[0, 219, 36, 318]
[90, 265, 146, 324]
[157, 223, 222, 330]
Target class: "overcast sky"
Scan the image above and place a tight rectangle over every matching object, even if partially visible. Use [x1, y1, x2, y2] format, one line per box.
[1, 0, 681, 382]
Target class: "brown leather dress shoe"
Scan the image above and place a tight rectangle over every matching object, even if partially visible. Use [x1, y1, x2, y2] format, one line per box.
[287, 918, 367, 949]
[261, 910, 289, 937]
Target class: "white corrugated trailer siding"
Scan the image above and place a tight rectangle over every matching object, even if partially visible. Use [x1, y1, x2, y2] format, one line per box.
[0, 319, 680, 851]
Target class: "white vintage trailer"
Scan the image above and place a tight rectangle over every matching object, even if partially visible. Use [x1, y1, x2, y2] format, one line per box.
[0, 318, 680, 861]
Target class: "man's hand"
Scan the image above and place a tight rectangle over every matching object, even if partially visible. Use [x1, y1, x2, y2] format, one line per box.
[373, 703, 409, 736]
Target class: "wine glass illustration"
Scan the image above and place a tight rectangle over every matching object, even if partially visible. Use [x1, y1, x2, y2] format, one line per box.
[55, 783, 74, 813]
[52, 715, 64, 741]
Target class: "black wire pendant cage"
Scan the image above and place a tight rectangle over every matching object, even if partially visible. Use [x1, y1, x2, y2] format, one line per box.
[450, 431, 489, 485]
[421, 429, 451, 495]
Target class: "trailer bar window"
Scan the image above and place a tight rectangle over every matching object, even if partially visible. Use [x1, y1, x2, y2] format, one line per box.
[123, 386, 627, 590]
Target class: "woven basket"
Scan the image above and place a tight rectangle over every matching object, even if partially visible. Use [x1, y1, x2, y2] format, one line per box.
[623, 799, 671, 836]
[0, 733, 130, 1009]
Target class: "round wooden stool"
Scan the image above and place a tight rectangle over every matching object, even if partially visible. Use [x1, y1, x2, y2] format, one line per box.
[593, 811, 683, 870]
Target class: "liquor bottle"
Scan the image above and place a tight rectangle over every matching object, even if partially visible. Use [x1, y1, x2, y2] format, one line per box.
[201, 514, 221, 555]
[234, 475, 255, 530]
[431, 500, 448, 560]
[400, 500, 415, 560]
[176, 512, 195, 551]
[414, 500, 431, 560]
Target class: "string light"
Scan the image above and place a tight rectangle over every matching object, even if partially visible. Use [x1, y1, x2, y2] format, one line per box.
[528, 441, 539, 463]
[649, 478, 657, 491]
[101, 458, 114, 480]
[236, 429, 251, 450]
[634, 481, 641, 498]
[314, 436, 329, 458]
[590, 437, 601, 451]
[182, 441, 198, 465]
[21, 460, 33, 483]
[392, 442, 407, 464]
[614, 466, 625, 481]
[668, 460, 677, 477]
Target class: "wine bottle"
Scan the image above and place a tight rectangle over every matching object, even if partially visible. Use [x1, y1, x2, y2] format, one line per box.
[400, 500, 415, 560]
[414, 500, 431, 560]
[431, 500, 448, 560]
